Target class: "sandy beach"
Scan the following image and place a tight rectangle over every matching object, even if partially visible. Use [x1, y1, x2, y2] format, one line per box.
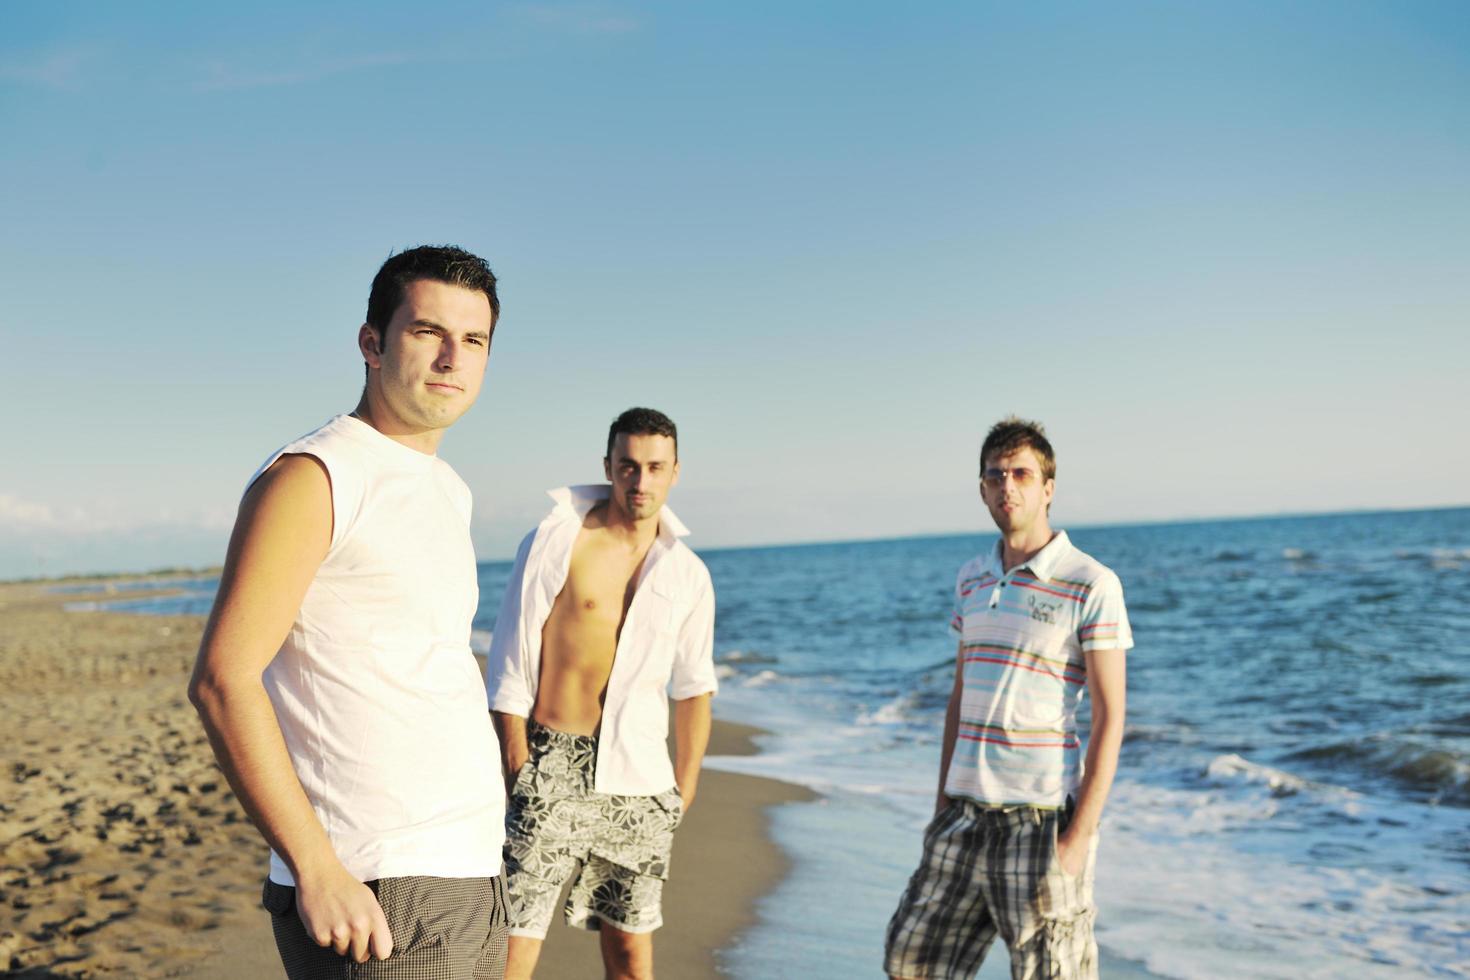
[0, 578, 812, 978]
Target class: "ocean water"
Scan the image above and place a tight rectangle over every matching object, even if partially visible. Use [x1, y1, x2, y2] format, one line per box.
[685, 509, 1470, 979]
[74, 508, 1470, 978]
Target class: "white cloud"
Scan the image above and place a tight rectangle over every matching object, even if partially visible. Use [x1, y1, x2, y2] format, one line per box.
[0, 42, 102, 91]
[195, 50, 420, 92]
[0, 493, 124, 533]
[0, 493, 58, 528]
[0, 493, 232, 579]
[0, 493, 234, 535]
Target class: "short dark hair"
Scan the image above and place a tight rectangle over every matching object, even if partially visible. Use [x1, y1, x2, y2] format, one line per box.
[980, 416, 1056, 482]
[365, 245, 500, 339]
[606, 407, 678, 460]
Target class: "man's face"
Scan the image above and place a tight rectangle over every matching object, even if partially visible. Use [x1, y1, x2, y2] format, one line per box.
[980, 446, 1054, 535]
[604, 433, 680, 523]
[361, 279, 493, 431]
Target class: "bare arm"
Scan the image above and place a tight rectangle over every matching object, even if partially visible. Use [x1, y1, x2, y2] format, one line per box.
[1056, 648, 1127, 875]
[187, 455, 392, 963]
[492, 711, 530, 786]
[486, 534, 535, 789]
[935, 639, 964, 815]
[672, 693, 712, 811]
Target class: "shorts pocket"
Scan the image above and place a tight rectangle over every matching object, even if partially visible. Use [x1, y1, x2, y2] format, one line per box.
[509, 753, 538, 797]
[492, 874, 511, 929]
[653, 787, 684, 829]
[923, 800, 963, 846]
[1048, 811, 1078, 880]
[260, 879, 295, 917]
[1047, 811, 1098, 886]
[341, 878, 454, 978]
[476, 877, 511, 971]
[351, 935, 448, 978]
[362, 878, 447, 963]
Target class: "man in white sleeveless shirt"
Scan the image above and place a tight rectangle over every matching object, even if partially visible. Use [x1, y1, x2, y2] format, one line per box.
[189, 246, 509, 979]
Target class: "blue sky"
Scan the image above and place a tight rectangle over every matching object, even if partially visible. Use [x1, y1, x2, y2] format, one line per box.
[2, 1, 1467, 579]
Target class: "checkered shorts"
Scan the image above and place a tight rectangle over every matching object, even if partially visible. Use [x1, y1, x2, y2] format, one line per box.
[884, 799, 1098, 980]
[262, 874, 509, 979]
[503, 721, 684, 938]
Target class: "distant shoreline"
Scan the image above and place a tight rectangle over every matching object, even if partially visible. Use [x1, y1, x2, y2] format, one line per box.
[3, 565, 224, 586]
[10, 501, 1467, 583]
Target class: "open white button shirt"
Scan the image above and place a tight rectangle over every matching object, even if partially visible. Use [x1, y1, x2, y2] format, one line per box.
[486, 485, 718, 796]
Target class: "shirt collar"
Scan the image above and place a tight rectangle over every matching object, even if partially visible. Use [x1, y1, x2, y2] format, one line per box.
[545, 484, 691, 541]
[336, 413, 438, 468]
[987, 529, 1071, 580]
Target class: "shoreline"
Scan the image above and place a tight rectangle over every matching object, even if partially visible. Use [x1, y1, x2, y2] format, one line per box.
[0, 578, 815, 978]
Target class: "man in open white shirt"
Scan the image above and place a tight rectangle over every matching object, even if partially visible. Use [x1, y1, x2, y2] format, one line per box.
[486, 407, 716, 980]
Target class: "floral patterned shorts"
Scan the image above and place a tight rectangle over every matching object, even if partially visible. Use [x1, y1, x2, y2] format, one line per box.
[503, 721, 684, 938]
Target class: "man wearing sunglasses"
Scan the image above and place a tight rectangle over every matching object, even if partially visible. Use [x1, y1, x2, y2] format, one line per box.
[885, 417, 1133, 980]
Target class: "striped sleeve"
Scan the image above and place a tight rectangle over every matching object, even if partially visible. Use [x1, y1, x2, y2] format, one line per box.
[950, 566, 965, 635]
[1078, 569, 1133, 652]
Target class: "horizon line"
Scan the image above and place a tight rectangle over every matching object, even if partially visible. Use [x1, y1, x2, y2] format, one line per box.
[687, 500, 1470, 558]
[7, 500, 1466, 585]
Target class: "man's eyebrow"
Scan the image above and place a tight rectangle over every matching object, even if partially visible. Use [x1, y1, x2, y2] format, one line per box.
[408, 319, 490, 341]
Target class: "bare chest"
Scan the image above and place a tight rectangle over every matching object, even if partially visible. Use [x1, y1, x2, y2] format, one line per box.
[549, 533, 649, 632]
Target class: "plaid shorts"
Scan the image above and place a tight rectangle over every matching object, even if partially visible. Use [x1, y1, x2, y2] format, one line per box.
[884, 799, 1099, 980]
[503, 721, 684, 938]
[262, 874, 509, 980]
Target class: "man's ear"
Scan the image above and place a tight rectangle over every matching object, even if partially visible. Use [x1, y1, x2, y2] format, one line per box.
[358, 324, 383, 366]
[603, 456, 612, 482]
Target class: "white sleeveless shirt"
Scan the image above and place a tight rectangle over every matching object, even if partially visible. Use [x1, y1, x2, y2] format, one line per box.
[247, 415, 504, 885]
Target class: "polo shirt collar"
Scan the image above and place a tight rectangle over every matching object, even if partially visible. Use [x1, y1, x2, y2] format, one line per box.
[546, 484, 691, 542]
[987, 530, 1072, 580]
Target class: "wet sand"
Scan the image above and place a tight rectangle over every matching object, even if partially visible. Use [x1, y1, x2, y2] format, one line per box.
[530, 720, 813, 979]
[0, 578, 813, 978]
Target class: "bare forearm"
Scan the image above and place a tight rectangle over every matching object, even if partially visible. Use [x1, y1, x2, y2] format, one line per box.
[1067, 705, 1124, 839]
[1067, 647, 1127, 841]
[935, 653, 964, 812]
[492, 711, 529, 779]
[938, 698, 961, 801]
[190, 676, 339, 882]
[673, 694, 712, 806]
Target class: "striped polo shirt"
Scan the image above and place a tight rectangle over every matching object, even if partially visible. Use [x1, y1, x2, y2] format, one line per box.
[945, 530, 1132, 808]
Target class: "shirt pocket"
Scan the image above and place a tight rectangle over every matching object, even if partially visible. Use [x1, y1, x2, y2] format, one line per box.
[646, 578, 684, 634]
